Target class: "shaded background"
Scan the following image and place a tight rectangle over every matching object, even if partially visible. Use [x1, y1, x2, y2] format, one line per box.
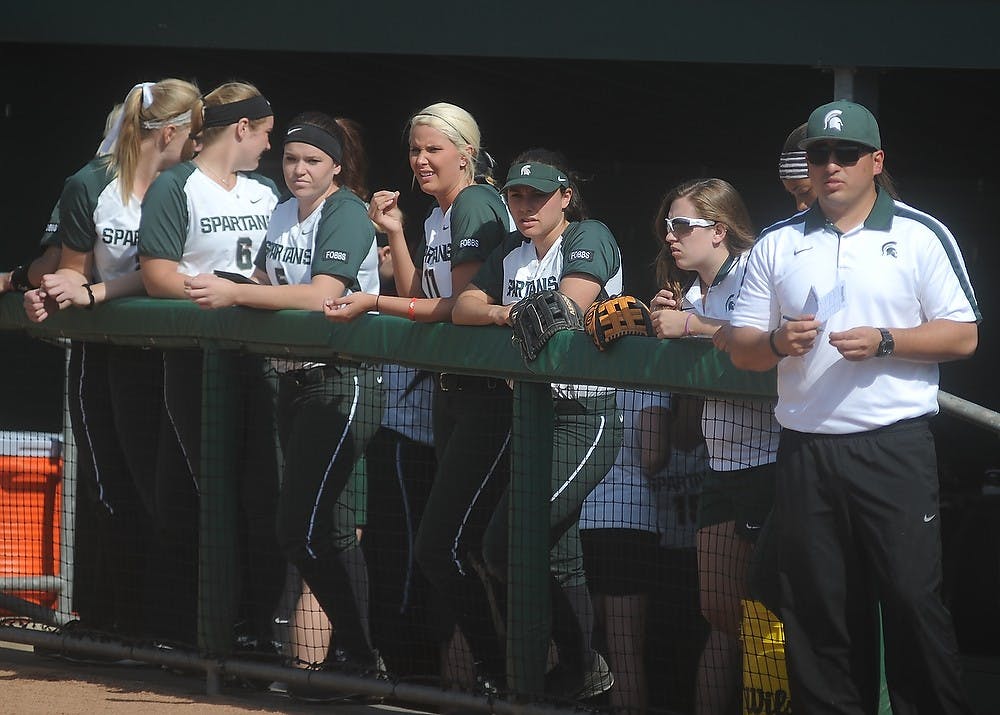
[2, 6, 999, 654]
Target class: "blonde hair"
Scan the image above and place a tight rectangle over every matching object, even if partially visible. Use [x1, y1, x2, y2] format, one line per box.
[110, 79, 202, 202]
[200, 81, 269, 146]
[408, 102, 482, 184]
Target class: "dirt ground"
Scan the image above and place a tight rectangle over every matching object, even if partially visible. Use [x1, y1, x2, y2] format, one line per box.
[0, 641, 413, 715]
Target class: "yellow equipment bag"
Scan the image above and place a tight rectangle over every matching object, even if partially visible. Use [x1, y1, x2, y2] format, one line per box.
[742, 599, 792, 714]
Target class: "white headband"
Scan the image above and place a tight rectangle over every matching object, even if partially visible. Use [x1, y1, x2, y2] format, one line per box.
[142, 110, 192, 130]
[97, 82, 157, 156]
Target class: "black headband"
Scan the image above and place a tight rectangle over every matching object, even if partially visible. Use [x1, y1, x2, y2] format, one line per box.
[284, 123, 343, 163]
[202, 95, 273, 129]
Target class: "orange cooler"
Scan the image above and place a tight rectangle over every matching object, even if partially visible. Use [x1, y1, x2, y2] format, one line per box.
[0, 431, 63, 613]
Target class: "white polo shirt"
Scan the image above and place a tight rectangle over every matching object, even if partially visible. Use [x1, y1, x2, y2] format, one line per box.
[685, 252, 780, 470]
[732, 190, 980, 434]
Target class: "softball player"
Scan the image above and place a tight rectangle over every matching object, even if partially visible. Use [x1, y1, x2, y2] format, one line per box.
[649, 178, 780, 715]
[453, 148, 625, 700]
[138, 82, 285, 650]
[327, 103, 514, 689]
[185, 112, 386, 680]
[23, 82, 200, 639]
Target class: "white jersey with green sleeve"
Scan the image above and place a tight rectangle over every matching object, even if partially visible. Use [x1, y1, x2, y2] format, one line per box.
[416, 183, 511, 299]
[55, 157, 141, 282]
[475, 220, 623, 305]
[253, 188, 379, 294]
[474, 219, 623, 398]
[139, 162, 279, 277]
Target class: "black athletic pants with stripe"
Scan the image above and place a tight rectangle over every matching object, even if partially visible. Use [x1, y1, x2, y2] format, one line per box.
[275, 363, 383, 664]
[363, 425, 442, 675]
[68, 341, 158, 636]
[775, 417, 974, 715]
[482, 392, 622, 674]
[159, 349, 285, 647]
[414, 379, 514, 676]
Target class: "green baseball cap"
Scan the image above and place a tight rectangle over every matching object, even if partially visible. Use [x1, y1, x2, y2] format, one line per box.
[799, 100, 881, 150]
[502, 162, 570, 193]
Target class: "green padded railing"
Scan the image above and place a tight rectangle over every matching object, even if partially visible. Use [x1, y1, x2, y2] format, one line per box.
[0, 292, 776, 696]
[0, 294, 776, 397]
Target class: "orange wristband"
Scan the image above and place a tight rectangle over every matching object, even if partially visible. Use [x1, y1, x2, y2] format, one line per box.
[407, 297, 417, 321]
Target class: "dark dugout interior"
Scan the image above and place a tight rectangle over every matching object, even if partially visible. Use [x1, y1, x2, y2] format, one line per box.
[2, 43, 999, 652]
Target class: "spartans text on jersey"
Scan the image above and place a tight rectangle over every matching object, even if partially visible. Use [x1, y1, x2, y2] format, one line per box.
[102, 228, 138, 245]
[506, 275, 559, 299]
[199, 214, 270, 233]
[261, 240, 312, 265]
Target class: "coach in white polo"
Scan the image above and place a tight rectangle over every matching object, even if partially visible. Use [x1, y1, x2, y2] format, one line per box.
[727, 100, 979, 715]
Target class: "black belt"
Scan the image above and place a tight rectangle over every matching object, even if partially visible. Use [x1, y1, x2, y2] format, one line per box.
[438, 373, 505, 392]
[282, 363, 367, 386]
[553, 398, 588, 415]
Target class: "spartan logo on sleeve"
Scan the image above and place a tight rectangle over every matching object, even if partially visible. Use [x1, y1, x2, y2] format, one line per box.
[199, 214, 270, 233]
[102, 227, 139, 246]
[262, 240, 312, 265]
[506, 275, 559, 299]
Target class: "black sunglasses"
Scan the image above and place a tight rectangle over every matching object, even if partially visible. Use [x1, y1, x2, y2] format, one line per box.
[805, 142, 873, 167]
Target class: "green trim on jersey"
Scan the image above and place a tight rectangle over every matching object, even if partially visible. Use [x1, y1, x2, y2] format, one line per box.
[138, 161, 198, 261]
[474, 219, 621, 303]
[414, 183, 510, 271]
[40, 202, 61, 248]
[311, 188, 375, 289]
[894, 204, 982, 323]
[449, 184, 511, 267]
[55, 157, 116, 253]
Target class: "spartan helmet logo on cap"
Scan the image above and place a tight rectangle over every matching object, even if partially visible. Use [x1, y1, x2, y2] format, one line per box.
[521, 164, 532, 176]
[823, 110, 844, 131]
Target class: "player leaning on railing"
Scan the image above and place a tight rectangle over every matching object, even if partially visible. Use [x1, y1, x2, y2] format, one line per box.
[23, 80, 201, 643]
[184, 110, 386, 699]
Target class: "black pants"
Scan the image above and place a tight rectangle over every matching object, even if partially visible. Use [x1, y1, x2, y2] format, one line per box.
[363, 425, 442, 675]
[67, 341, 154, 636]
[414, 378, 513, 673]
[275, 364, 383, 662]
[776, 418, 973, 715]
[159, 349, 285, 646]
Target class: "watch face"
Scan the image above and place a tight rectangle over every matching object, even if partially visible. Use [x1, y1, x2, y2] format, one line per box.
[877, 329, 894, 357]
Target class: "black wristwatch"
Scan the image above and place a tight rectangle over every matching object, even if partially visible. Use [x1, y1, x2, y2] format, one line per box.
[875, 327, 895, 358]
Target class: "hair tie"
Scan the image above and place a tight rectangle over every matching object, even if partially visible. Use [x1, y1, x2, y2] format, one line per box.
[98, 81, 157, 156]
[139, 82, 156, 109]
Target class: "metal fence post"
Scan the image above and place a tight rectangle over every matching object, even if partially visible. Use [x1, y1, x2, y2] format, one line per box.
[507, 381, 553, 695]
[198, 348, 240, 666]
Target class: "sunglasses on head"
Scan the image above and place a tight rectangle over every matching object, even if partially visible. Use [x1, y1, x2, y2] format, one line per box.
[664, 216, 717, 237]
[805, 142, 873, 167]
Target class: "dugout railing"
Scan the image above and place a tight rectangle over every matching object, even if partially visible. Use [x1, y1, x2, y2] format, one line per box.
[1, 290, 957, 713]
